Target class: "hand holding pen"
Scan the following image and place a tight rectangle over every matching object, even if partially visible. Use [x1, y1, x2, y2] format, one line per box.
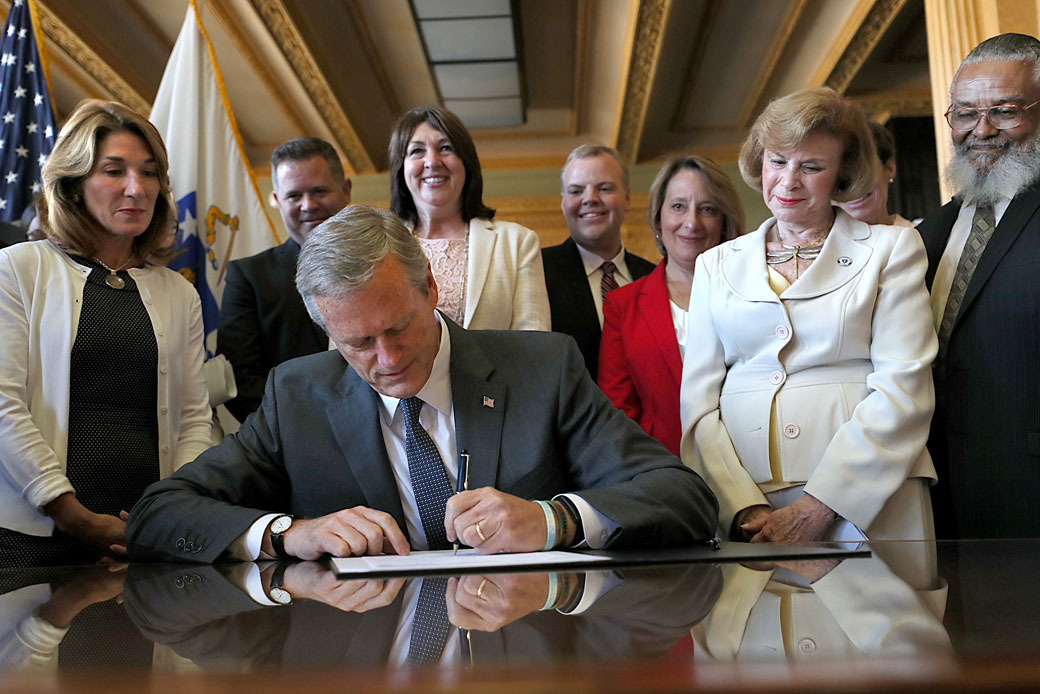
[453, 450, 470, 555]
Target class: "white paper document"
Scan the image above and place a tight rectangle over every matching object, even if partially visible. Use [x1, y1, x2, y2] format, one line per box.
[330, 549, 612, 576]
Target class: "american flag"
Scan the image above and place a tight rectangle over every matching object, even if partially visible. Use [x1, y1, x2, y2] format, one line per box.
[0, 0, 55, 223]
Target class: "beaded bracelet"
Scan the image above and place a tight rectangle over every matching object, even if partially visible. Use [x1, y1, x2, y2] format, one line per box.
[535, 500, 558, 551]
[549, 500, 570, 547]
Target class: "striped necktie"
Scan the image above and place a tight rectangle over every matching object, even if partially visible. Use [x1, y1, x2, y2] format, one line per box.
[937, 204, 995, 367]
[600, 260, 619, 301]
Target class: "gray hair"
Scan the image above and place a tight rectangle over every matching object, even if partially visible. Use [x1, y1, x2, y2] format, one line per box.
[560, 144, 630, 191]
[271, 136, 345, 193]
[295, 205, 430, 329]
[953, 33, 1040, 96]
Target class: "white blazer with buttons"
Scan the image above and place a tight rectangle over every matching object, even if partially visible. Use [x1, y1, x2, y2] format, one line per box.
[462, 218, 551, 331]
[679, 209, 937, 536]
[0, 240, 212, 536]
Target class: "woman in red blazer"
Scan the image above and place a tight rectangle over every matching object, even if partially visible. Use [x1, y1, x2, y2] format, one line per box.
[599, 156, 744, 455]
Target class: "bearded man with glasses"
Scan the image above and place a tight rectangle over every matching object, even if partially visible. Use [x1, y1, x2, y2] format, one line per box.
[919, 33, 1040, 540]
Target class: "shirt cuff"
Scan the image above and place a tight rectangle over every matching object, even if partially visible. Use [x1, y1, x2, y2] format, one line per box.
[19, 612, 70, 654]
[24, 472, 75, 511]
[556, 493, 619, 549]
[241, 563, 279, 606]
[227, 513, 280, 561]
[561, 570, 624, 615]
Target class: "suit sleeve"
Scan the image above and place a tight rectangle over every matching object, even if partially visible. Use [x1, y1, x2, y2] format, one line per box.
[508, 225, 551, 331]
[217, 261, 265, 422]
[126, 371, 292, 563]
[552, 337, 718, 547]
[679, 253, 768, 532]
[597, 292, 642, 423]
[803, 227, 937, 529]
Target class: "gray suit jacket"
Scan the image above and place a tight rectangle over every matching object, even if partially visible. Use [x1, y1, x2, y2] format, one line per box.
[126, 318, 718, 562]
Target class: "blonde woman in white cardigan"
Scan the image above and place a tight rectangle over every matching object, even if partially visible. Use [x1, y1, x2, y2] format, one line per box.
[680, 88, 937, 544]
[0, 101, 210, 565]
[387, 106, 550, 331]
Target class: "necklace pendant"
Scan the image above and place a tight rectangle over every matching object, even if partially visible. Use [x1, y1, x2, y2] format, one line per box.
[105, 272, 125, 290]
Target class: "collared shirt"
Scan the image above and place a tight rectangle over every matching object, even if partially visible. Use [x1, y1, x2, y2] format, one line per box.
[235, 311, 616, 560]
[930, 196, 1012, 329]
[574, 243, 635, 327]
[376, 313, 457, 550]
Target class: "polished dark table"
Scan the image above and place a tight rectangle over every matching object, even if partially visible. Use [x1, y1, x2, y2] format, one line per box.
[1, 539, 1038, 693]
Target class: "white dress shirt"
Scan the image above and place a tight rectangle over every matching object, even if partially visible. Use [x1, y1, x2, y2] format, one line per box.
[237, 311, 615, 559]
[574, 244, 635, 327]
[930, 196, 1011, 329]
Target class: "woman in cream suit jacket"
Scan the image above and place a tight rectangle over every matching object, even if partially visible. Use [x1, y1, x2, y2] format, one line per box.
[680, 88, 937, 543]
[387, 106, 549, 330]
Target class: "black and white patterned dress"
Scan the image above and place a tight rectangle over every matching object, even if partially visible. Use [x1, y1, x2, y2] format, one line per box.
[0, 257, 159, 566]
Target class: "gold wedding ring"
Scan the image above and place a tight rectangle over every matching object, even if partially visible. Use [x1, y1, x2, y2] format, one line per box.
[476, 578, 487, 599]
[474, 521, 487, 542]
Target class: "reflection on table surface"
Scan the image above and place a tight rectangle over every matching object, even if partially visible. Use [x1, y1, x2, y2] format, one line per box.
[1, 539, 1038, 693]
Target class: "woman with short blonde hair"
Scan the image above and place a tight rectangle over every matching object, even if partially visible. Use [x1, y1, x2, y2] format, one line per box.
[681, 86, 937, 544]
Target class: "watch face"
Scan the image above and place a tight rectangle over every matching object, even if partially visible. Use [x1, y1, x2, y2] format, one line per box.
[270, 587, 292, 605]
[271, 516, 292, 534]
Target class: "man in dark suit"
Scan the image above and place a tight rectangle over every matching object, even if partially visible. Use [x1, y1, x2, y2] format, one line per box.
[918, 33, 1040, 539]
[122, 563, 720, 669]
[126, 205, 717, 563]
[217, 137, 352, 422]
[542, 145, 655, 378]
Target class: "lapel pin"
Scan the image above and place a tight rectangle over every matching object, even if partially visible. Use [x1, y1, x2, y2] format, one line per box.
[837, 256, 852, 266]
[483, 396, 495, 408]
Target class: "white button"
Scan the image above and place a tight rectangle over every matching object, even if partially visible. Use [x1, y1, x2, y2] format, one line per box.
[156, 330, 164, 337]
[776, 325, 790, 339]
[161, 445, 169, 453]
[799, 638, 816, 653]
[160, 406, 168, 415]
[159, 365, 168, 374]
[784, 423, 800, 438]
[769, 371, 785, 385]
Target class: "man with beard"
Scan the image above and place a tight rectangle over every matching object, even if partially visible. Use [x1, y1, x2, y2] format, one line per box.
[218, 137, 352, 422]
[919, 33, 1040, 539]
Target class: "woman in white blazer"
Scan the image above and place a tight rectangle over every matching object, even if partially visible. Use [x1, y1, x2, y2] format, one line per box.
[680, 87, 937, 543]
[0, 101, 210, 565]
[387, 106, 550, 331]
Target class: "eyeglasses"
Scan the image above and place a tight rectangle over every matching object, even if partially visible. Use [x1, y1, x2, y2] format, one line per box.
[944, 100, 1040, 131]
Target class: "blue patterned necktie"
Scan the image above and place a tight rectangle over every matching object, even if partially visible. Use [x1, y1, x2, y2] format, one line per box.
[400, 397, 453, 550]
[407, 577, 452, 665]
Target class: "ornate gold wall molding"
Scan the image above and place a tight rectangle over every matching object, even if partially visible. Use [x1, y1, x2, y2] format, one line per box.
[852, 92, 933, 121]
[824, 0, 908, 94]
[249, 0, 374, 174]
[30, 0, 149, 116]
[207, 0, 308, 138]
[616, 0, 671, 163]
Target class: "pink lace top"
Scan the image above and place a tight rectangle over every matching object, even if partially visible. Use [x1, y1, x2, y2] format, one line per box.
[418, 236, 468, 325]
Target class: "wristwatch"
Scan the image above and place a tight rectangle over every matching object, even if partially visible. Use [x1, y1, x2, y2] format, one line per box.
[269, 514, 293, 559]
[269, 562, 292, 605]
